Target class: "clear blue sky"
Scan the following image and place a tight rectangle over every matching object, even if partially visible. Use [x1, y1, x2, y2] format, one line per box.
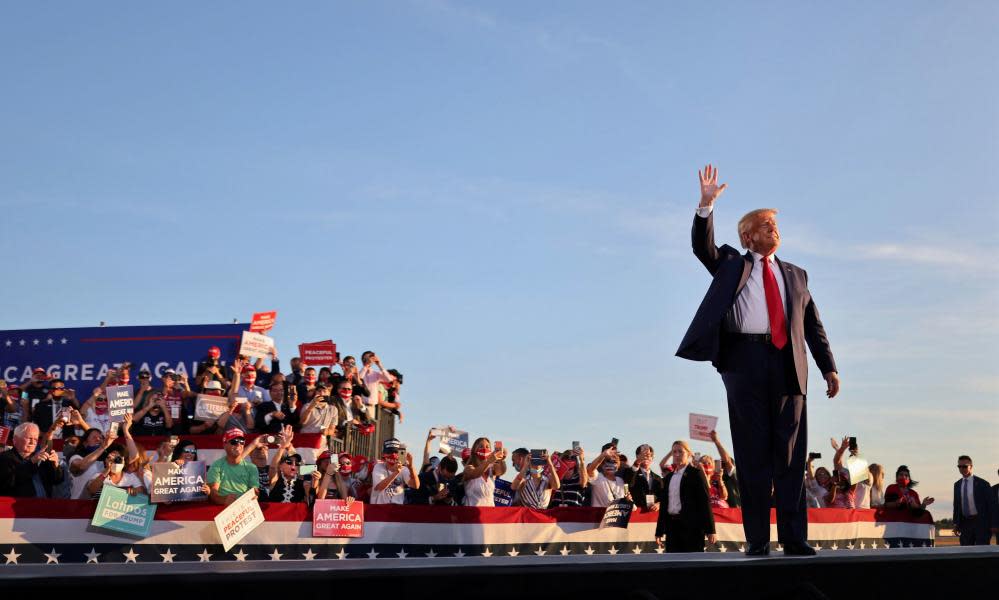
[2, 2, 996, 518]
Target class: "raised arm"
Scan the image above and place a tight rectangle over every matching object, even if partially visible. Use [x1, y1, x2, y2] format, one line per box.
[692, 164, 729, 273]
[833, 437, 849, 471]
[709, 430, 734, 474]
[546, 451, 561, 491]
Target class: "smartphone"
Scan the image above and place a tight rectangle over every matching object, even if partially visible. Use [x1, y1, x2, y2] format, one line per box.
[108, 422, 120, 436]
[299, 464, 318, 477]
[610, 437, 619, 449]
[572, 441, 581, 453]
[530, 449, 545, 466]
[848, 437, 857, 452]
[808, 452, 822, 460]
[494, 440, 503, 451]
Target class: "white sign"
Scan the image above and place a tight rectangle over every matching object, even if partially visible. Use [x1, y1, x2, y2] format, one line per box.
[239, 331, 274, 360]
[214, 488, 264, 552]
[688, 413, 718, 442]
[107, 385, 135, 423]
[846, 455, 870, 486]
[194, 394, 229, 421]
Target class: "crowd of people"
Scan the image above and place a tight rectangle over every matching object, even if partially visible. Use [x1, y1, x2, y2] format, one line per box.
[1, 344, 996, 552]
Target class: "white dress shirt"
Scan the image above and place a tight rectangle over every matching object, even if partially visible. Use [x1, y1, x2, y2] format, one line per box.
[667, 464, 688, 515]
[696, 205, 787, 334]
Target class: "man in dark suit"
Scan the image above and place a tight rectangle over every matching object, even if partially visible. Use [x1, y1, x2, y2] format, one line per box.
[655, 441, 715, 552]
[627, 444, 665, 512]
[677, 165, 840, 556]
[953, 456, 993, 545]
[992, 472, 999, 545]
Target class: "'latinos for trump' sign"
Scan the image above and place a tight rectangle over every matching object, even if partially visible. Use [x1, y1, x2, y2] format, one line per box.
[106, 385, 134, 422]
[150, 461, 208, 503]
[91, 486, 157, 537]
[312, 499, 364, 537]
[214, 488, 265, 551]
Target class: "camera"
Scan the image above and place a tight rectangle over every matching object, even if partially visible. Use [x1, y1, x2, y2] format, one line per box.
[808, 452, 822, 460]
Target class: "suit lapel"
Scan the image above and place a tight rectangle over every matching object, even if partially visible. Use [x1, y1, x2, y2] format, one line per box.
[735, 253, 753, 296]
[774, 255, 794, 321]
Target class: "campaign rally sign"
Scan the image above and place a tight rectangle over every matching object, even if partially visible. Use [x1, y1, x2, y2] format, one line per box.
[0, 425, 10, 446]
[106, 385, 134, 422]
[493, 478, 514, 507]
[0, 323, 244, 399]
[249, 311, 277, 334]
[214, 488, 265, 551]
[599, 498, 633, 529]
[150, 461, 208, 503]
[194, 394, 229, 421]
[239, 331, 273, 361]
[91, 486, 157, 537]
[312, 499, 364, 537]
[298, 340, 337, 367]
[438, 429, 469, 456]
[688, 413, 718, 442]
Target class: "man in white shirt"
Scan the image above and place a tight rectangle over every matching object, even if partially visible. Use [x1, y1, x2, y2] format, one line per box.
[370, 438, 419, 504]
[358, 351, 395, 420]
[587, 444, 627, 508]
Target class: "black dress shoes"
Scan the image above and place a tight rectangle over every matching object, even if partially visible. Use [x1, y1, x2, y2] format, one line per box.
[783, 542, 817, 556]
[745, 542, 770, 556]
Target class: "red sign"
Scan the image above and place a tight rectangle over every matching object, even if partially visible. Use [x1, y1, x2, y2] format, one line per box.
[0, 425, 9, 446]
[312, 499, 364, 537]
[249, 311, 277, 334]
[298, 340, 337, 366]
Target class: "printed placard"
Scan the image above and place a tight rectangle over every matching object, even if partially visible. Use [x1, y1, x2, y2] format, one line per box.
[239, 331, 274, 360]
[599, 498, 633, 529]
[91, 485, 157, 537]
[493, 478, 514, 507]
[688, 413, 718, 442]
[846, 455, 870, 486]
[312, 499, 364, 537]
[150, 461, 208, 503]
[214, 488, 265, 551]
[249, 311, 277, 334]
[0, 425, 10, 446]
[194, 394, 229, 421]
[298, 340, 337, 366]
[438, 429, 469, 456]
[107, 385, 135, 423]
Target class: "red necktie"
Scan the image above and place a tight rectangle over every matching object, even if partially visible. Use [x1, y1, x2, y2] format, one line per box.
[760, 256, 787, 349]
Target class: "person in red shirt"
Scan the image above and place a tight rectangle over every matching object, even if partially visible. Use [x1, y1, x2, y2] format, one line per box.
[883, 465, 934, 512]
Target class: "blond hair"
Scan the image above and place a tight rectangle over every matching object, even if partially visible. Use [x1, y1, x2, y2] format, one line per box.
[738, 208, 778, 249]
[671, 440, 693, 456]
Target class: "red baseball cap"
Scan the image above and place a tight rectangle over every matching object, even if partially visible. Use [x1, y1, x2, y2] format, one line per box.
[222, 429, 246, 444]
[208, 346, 221, 358]
[317, 451, 332, 462]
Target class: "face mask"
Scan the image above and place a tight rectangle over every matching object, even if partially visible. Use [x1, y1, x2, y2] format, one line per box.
[111, 463, 124, 474]
[118, 374, 130, 385]
[339, 464, 353, 475]
[603, 467, 617, 477]
[383, 454, 399, 466]
[530, 467, 543, 477]
[83, 444, 100, 454]
[338, 389, 352, 399]
[305, 375, 317, 385]
[52, 389, 64, 396]
[63, 444, 77, 457]
[475, 448, 490, 460]
[243, 374, 256, 386]
[897, 476, 910, 487]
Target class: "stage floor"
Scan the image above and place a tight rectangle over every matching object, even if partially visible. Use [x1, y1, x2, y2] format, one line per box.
[4, 545, 997, 598]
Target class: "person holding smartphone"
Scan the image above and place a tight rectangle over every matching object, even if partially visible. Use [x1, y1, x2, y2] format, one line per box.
[462, 437, 506, 507]
[511, 449, 560, 509]
[81, 444, 145, 499]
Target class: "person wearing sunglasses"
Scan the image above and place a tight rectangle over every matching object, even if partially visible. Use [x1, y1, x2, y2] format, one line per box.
[952, 456, 994, 546]
[265, 428, 309, 503]
[81, 445, 145, 499]
[207, 429, 261, 505]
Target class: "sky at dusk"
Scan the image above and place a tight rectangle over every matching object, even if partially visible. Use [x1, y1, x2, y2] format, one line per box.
[2, 2, 997, 517]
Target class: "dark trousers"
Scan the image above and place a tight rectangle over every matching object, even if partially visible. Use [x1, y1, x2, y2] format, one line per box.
[664, 515, 706, 553]
[720, 338, 807, 546]
[958, 516, 990, 546]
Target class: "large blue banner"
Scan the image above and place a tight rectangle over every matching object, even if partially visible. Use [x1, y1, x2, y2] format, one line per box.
[0, 323, 246, 397]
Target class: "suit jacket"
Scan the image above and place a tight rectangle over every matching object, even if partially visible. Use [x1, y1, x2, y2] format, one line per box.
[627, 468, 665, 511]
[953, 475, 993, 525]
[655, 465, 715, 537]
[676, 212, 836, 395]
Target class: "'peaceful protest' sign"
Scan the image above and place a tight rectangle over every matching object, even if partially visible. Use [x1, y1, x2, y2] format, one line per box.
[194, 394, 229, 421]
[91, 485, 157, 537]
[239, 331, 274, 361]
[312, 499, 364, 537]
[107, 385, 135, 422]
[150, 461, 208, 503]
[214, 488, 264, 551]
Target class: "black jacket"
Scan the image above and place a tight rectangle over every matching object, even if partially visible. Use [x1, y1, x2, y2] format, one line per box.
[655, 465, 715, 537]
[0, 448, 64, 498]
[627, 468, 665, 511]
